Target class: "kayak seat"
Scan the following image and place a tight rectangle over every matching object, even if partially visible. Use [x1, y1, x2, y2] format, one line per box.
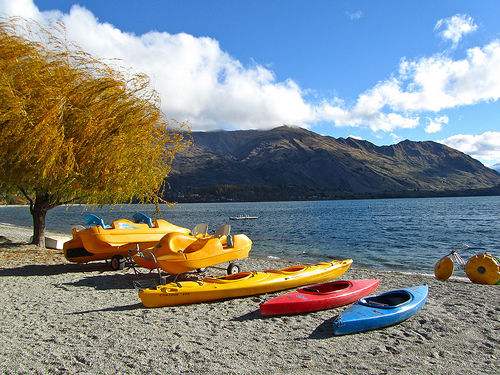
[84, 213, 111, 229]
[192, 223, 208, 237]
[213, 224, 232, 248]
[360, 290, 412, 308]
[214, 224, 231, 238]
[132, 212, 154, 228]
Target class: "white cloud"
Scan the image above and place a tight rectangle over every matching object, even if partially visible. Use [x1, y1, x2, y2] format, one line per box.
[0, 1, 318, 131]
[425, 115, 448, 134]
[440, 131, 500, 165]
[311, 38, 500, 132]
[318, 96, 419, 132]
[339, 40, 500, 116]
[348, 135, 363, 140]
[390, 133, 403, 143]
[346, 10, 363, 21]
[0, 0, 423, 132]
[435, 14, 477, 46]
[0, 1, 498, 138]
[0, 0, 39, 19]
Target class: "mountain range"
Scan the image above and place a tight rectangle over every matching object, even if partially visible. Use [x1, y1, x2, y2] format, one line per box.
[166, 126, 500, 202]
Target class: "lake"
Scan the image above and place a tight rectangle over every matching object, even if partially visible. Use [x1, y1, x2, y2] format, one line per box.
[1, 196, 498, 272]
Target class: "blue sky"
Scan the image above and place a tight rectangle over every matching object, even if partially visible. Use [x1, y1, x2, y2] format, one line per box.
[2, 0, 500, 165]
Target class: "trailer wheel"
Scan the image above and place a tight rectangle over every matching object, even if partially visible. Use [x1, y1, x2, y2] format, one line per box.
[111, 255, 125, 271]
[227, 263, 240, 275]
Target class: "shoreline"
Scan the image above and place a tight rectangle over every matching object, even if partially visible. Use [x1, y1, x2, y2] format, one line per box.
[0, 222, 476, 280]
[0, 222, 464, 277]
[2, 191, 500, 207]
[0, 222, 69, 240]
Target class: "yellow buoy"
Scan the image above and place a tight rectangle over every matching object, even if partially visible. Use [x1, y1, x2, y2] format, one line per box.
[465, 253, 500, 285]
[434, 255, 454, 281]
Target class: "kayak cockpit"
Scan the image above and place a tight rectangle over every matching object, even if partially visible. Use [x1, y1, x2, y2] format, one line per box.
[205, 272, 254, 283]
[266, 265, 307, 274]
[300, 280, 351, 294]
[359, 290, 412, 309]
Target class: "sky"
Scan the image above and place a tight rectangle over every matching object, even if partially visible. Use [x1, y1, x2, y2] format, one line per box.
[1, 0, 499, 166]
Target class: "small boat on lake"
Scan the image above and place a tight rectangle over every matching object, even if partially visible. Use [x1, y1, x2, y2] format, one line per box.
[332, 285, 428, 335]
[260, 279, 380, 316]
[229, 214, 258, 220]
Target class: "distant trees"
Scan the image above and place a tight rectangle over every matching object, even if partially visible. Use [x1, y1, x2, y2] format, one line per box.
[0, 19, 187, 247]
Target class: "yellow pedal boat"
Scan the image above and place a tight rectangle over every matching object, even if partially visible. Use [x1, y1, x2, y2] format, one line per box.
[64, 213, 190, 268]
[133, 224, 252, 274]
[138, 259, 353, 307]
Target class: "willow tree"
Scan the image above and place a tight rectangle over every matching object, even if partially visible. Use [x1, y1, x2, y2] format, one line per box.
[0, 19, 187, 247]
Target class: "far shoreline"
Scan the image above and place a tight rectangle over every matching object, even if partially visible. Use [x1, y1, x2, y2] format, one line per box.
[1, 189, 500, 207]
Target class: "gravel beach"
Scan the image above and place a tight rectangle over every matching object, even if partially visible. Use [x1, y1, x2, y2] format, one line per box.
[0, 225, 498, 374]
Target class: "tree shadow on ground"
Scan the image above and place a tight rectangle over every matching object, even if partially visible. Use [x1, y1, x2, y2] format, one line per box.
[60, 272, 160, 290]
[307, 315, 338, 340]
[0, 240, 25, 247]
[67, 302, 144, 315]
[0, 262, 110, 277]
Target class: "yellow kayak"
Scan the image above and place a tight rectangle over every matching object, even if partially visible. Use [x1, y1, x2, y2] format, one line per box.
[139, 259, 353, 307]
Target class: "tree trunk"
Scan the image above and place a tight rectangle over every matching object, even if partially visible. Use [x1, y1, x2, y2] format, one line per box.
[30, 196, 49, 248]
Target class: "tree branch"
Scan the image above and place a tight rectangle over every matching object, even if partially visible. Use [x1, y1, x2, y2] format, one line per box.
[18, 186, 35, 213]
[17, 186, 33, 204]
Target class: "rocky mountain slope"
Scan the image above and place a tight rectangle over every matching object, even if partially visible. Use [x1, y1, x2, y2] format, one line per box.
[166, 126, 500, 202]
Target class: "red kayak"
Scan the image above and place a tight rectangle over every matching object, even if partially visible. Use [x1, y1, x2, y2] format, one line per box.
[259, 279, 380, 316]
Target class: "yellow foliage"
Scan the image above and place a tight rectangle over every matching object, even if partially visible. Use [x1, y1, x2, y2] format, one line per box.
[0, 18, 188, 207]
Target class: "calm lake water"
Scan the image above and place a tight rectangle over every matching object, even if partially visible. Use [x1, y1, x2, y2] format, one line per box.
[1, 196, 498, 272]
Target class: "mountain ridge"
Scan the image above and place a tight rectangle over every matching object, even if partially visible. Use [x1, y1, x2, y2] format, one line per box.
[166, 126, 500, 202]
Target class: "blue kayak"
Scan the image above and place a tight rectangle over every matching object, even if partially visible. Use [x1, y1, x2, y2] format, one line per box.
[332, 285, 428, 335]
